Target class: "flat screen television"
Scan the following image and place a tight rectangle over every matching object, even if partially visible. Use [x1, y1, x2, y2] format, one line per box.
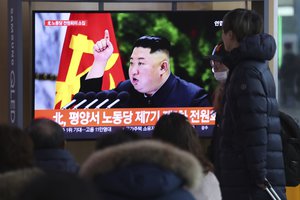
[33, 10, 226, 139]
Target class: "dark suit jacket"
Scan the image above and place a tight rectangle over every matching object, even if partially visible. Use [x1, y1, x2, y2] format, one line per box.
[80, 73, 210, 108]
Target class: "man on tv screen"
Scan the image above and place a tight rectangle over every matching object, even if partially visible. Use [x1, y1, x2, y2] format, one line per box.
[80, 30, 211, 108]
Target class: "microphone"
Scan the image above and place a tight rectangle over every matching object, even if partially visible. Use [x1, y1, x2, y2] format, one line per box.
[106, 91, 130, 108]
[95, 90, 118, 109]
[73, 92, 96, 109]
[61, 92, 85, 110]
[84, 91, 109, 109]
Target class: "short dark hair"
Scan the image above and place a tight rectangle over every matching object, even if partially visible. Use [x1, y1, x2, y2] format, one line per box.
[26, 118, 65, 150]
[132, 35, 171, 55]
[0, 124, 34, 172]
[95, 128, 140, 150]
[222, 8, 263, 42]
[153, 112, 214, 173]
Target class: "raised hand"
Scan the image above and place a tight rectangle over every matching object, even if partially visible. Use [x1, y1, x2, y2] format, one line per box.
[86, 29, 114, 79]
[93, 29, 114, 62]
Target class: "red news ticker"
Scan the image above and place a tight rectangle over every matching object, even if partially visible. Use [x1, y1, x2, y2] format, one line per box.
[44, 20, 88, 26]
[35, 107, 216, 127]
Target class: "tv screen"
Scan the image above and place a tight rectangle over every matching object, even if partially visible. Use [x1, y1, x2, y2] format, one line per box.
[33, 11, 226, 139]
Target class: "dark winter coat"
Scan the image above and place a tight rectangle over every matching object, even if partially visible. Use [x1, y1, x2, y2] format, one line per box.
[216, 33, 286, 200]
[34, 149, 79, 174]
[80, 140, 204, 200]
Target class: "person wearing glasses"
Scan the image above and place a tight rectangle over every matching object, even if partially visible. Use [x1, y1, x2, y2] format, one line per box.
[213, 8, 286, 200]
[206, 42, 228, 173]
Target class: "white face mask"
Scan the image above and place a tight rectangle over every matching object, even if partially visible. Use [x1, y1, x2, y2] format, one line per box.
[214, 70, 228, 82]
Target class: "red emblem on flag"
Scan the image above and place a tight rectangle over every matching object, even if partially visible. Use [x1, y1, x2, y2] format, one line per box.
[55, 13, 125, 109]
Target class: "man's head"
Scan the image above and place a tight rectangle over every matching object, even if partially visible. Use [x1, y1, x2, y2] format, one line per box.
[129, 36, 171, 96]
[26, 118, 65, 150]
[222, 8, 263, 51]
[95, 128, 140, 150]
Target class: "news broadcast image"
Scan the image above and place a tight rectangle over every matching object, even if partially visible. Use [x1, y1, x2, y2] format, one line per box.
[33, 11, 226, 139]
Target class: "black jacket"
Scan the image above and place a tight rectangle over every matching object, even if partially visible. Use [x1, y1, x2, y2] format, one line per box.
[34, 149, 79, 174]
[216, 33, 286, 200]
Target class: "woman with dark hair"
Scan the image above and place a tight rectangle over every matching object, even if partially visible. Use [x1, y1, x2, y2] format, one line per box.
[153, 112, 221, 200]
[206, 42, 228, 174]
[215, 8, 286, 199]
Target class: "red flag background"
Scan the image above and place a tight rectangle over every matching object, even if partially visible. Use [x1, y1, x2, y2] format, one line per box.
[55, 13, 125, 109]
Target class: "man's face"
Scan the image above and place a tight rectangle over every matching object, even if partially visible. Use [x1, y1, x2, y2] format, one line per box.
[129, 47, 167, 95]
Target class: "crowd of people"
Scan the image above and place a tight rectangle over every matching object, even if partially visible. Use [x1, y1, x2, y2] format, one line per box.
[0, 8, 287, 200]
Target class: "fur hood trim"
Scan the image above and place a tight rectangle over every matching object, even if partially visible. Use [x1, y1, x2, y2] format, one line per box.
[80, 140, 203, 189]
